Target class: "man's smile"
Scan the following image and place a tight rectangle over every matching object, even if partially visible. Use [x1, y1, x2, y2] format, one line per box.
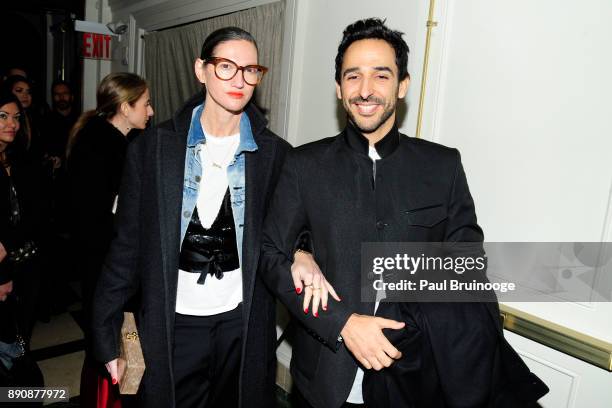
[354, 102, 381, 116]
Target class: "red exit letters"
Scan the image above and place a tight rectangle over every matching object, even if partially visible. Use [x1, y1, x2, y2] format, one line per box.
[82, 33, 112, 60]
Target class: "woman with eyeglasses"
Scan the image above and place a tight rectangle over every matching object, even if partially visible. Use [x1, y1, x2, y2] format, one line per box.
[91, 27, 332, 408]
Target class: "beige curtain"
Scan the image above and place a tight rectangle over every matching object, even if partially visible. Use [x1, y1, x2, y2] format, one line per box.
[144, 1, 285, 133]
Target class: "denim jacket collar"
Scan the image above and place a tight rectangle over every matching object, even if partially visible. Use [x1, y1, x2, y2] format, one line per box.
[185, 101, 258, 154]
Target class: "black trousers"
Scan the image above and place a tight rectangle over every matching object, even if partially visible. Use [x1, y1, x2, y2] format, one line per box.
[172, 304, 243, 408]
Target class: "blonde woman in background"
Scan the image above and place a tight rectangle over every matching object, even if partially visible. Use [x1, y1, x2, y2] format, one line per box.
[67, 72, 153, 408]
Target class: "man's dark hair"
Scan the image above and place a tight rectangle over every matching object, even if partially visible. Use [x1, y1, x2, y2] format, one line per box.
[335, 18, 409, 84]
[200, 26, 258, 60]
[51, 79, 73, 95]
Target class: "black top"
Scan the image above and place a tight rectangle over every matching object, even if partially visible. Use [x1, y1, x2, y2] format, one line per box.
[67, 116, 129, 322]
[42, 110, 79, 159]
[67, 116, 128, 258]
[179, 188, 240, 284]
[0, 153, 45, 285]
[0, 295, 19, 342]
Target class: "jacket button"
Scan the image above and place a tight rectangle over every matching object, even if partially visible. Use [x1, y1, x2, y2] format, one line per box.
[183, 211, 191, 218]
[195, 175, 201, 182]
[376, 220, 386, 230]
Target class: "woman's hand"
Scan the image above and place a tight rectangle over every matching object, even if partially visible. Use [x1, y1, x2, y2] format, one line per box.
[0, 242, 11, 302]
[105, 359, 119, 385]
[0, 281, 12, 302]
[0, 241, 6, 262]
[291, 250, 340, 317]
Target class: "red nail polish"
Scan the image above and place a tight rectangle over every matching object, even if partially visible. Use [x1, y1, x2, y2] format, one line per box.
[112, 378, 117, 385]
[314, 312, 319, 317]
[304, 308, 308, 314]
[296, 287, 302, 295]
[323, 306, 327, 311]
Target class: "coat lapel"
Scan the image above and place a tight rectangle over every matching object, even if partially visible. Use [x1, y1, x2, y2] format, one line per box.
[157, 128, 187, 332]
[242, 134, 275, 316]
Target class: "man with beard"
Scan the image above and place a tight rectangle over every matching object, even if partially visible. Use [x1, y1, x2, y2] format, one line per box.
[42, 81, 78, 228]
[260, 18, 548, 408]
[39, 80, 80, 317]
[44, 80, 78, 161]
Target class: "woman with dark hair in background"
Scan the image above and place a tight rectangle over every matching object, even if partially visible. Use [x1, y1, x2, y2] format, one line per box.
[67, 72, 153, 407]
[0, 90, 45, 347]
[1, 91, 45, 407]
[2, 75, 41, 157]
[3, 76, 57, 326]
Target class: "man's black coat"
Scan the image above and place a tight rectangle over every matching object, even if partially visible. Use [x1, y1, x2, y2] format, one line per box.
[92, 93, 290, 408]
[260, 123, 547, 408]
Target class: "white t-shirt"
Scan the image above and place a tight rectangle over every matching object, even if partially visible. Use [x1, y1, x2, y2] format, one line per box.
[176, 132, 243, 316]
[346, 145, 387, 404]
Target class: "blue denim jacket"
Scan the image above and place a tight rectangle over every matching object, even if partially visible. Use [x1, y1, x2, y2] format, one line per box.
[180, 103, 258, 268]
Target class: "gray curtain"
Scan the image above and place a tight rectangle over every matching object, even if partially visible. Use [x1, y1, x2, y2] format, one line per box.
[144, 1, 285, 133]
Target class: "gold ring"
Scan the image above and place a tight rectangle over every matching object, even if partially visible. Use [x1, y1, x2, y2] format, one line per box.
[305, 284, 313, 288]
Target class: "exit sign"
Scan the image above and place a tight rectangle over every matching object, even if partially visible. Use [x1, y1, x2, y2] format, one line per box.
[82, 33, 112, 60]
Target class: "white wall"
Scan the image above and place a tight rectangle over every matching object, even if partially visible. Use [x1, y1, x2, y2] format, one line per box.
[422, 0, 612, 341]
[419, 1, 612, 405]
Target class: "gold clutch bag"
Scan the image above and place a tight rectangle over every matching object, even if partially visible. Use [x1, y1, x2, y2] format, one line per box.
[117, 312, 146, 394]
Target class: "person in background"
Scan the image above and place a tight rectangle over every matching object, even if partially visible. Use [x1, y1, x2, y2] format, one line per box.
[0, 90, 45, 346]
[1, 244, 45, 408]
[4, 75, 63, 324]
[41, 80, 80, 315]
[45, 80, 79, 164]
[67, 72, 153, 408]
[1, 76, 40, 156]
[1, 66, 28, 81]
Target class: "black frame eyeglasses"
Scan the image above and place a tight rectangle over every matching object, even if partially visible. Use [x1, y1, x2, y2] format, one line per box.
[204, 57, 269, 86]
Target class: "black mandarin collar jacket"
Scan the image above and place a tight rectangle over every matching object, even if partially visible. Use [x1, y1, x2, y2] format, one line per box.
[259, 125, 545, 408]
[344, 120, 400, 159]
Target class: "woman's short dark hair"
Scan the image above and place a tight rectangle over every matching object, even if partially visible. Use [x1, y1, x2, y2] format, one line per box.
[200, 26, 258, 60]
[334, 18, 410, 84]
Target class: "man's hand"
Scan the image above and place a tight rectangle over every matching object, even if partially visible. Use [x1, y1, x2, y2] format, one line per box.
[340, 313, 405, 370]
[291, 250, 340, 316]
[105, 359, 119, 385]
